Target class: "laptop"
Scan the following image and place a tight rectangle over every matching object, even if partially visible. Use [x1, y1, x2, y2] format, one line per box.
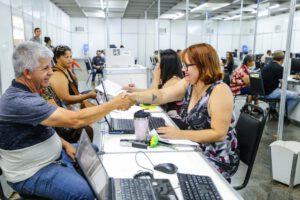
[76, 130, 178, 200]
[95, 91, 166, 134]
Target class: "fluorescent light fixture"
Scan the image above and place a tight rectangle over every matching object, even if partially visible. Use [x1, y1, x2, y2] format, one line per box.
[84, 10, 105, 18]
[173, 12, 184, 20]
[269, 4, 280, 10]
[224, 15, 241, 21]
[276, 7, 288, 12]
[258, 9, 269, 17]
[191, 3, 230, 12]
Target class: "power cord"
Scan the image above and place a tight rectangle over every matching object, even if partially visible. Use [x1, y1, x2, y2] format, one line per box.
[134, 151, 154, 174]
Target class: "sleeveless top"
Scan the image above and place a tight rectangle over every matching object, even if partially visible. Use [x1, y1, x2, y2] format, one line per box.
[180, 81, 239, 178]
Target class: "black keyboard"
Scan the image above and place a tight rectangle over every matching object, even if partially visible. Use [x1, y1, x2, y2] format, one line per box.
[114, 179, 155, 200]
[177, 173, 222, 200]
[112, 117, 165, 130]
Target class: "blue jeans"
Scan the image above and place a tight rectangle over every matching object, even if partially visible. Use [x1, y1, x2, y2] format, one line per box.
[92, 68, 103, 82]
[266, 88, 300, 113]
[9, 144, 98, 200]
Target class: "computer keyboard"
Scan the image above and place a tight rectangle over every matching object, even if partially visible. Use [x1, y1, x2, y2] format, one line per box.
[112, 117, 165, 130]
[114, 179, 155, 200]
[177, 173, 222, 200]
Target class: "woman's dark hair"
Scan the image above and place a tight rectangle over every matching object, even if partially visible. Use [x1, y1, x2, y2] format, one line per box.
[159, 49, 183, 87]
[242, 55, 254, 65]
[53, 45, 72, 63]
[44, 36, 51, 44]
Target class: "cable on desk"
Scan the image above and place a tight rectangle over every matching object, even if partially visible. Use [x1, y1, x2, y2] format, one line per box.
[135, 151, 154, 173]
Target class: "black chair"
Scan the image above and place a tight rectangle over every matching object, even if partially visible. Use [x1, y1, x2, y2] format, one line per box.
[223, 69, 230, 86]
[249, 72, 288, 121]
[233, 104, 268, 190]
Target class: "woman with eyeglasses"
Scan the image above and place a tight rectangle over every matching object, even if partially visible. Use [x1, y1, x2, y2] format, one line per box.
[123, 49, 185, 128]
[50, 45, 96, 108]
[122, 43, 239, 180]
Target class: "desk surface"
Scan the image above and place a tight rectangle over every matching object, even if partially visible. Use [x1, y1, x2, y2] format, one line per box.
[102, 151, 243, 200]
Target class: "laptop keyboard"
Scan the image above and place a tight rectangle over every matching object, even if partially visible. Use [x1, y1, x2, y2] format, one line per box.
[112, 117, 165, 130]
[177, 173, 222, 200]
[114, 179, 155, 200]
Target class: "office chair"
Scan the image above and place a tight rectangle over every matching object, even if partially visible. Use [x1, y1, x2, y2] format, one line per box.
[233, 104, 268, 190]
[223, 69, 230, 86]
[249, 72, 288, 121]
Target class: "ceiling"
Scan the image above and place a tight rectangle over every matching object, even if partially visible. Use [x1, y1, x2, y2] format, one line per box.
[49, 0, 297, 20]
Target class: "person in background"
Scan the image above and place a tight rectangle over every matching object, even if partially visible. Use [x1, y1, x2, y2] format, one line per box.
[261, 50, 272, 65]
[124, 49, 185, 128]
[44, 36, 54, 51]
[30, 27, 42, 44]
[261, 50, 300, 116]
[0, 42, 134, 199]
[91, 50, 105, 85]
[50, 45, 96, 107]
[120, 45, 124, 48]
[224, 51, 234, 75]
[122, 43, 239, 180]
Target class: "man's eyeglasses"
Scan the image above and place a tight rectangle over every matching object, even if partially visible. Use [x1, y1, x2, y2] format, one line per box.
[182, 62, 195, 70]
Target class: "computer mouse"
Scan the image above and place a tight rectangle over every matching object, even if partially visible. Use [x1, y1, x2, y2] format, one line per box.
[154, 163, 178, 174]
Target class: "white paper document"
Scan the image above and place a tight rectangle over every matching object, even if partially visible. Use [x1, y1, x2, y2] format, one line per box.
[96, 79, 124, 96]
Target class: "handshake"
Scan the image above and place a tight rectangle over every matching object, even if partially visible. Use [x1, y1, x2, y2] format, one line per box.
[112, 92, 135, 111]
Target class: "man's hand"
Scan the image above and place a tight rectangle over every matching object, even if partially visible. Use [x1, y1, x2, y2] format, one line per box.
[87, 90, 97, 99]
[114, 93, 135, 110]
[64, 143, 76, 161]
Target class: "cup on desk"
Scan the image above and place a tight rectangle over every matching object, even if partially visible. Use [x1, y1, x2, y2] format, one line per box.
[134, 110, 150, 141]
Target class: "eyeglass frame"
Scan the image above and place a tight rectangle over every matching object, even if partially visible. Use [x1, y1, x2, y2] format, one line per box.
[182, 62, 196, 71]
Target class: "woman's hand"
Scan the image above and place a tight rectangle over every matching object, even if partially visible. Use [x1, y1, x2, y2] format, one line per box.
[64, 143, 76, 161]
[156, 125, 181, 139]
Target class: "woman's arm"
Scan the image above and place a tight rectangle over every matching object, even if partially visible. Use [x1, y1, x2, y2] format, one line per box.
[241, 74, 250, 86]
[129, 79, 188, 105]
[157, 84, 233, 143]
[50, 72, 96, 104]
[150, 63, 161, 89]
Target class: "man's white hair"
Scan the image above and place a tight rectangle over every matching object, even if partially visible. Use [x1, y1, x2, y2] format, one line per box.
[12, 41, 53, 77]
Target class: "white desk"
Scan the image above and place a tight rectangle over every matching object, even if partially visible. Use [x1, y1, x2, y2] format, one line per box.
[102, 151, 243, 200]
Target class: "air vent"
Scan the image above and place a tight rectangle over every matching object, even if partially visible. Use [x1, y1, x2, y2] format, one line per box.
[274, 25, 281, 32]
[75, 26, 84, 32]
[159, 28, 167, 34]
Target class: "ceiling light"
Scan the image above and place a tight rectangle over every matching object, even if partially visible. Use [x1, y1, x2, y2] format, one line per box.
[224, 15, 241, 21]
[275, 7, 288, 12]
[191, 3, 230, 12]
[173, 12, 184, 20]
[258, 9, 269, 17]
[269, 4, 280, 10]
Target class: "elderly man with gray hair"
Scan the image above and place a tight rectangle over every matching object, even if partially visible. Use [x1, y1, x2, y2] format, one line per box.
[261, 50, 300, 117]
[0, 42, 134, 199]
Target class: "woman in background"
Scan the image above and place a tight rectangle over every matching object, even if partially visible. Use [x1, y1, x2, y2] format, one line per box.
[124, 49, 185, 128]
[224, 51, 234, 75]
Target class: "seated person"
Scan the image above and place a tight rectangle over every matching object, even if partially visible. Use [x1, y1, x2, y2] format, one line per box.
[0, 42, 134, 199]
[50, 45, 96, 109]
[224, 51, 234, 75]
[261, 50, 272, 66]
[230, 55, 256, 103]
[124, 49, 185, 128]
[91, 50, 105, 85]
[123, 43, 239, 180]
[262, 50, 300, 114]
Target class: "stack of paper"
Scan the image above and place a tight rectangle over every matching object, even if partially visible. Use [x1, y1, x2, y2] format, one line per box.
[96, 79, 124, 96]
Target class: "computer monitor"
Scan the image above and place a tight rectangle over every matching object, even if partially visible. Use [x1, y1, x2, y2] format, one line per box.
[295, 53, 300, 58]
[291, 58, 300, 75]
[109, 44, 117, 48]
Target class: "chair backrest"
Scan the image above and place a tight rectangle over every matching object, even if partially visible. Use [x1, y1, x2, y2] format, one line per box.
[84, 59, 92, 71]
[223, 69, 230, 86]
[234, 103, 267, 190]
[249, 72, 266, 97]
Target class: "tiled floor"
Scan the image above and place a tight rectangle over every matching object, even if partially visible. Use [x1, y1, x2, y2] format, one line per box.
[75, 63, 300, 200]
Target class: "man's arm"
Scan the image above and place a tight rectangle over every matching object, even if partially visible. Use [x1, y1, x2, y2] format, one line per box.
[41, 95, 134, 129]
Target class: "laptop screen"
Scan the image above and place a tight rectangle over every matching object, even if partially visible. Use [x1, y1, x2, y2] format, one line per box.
[76, 130, 109, 199]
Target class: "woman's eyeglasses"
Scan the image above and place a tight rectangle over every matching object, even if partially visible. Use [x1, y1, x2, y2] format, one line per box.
[182, 62, 195, 70]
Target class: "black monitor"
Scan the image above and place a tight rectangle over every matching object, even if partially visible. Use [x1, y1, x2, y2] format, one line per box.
[109, 44, 117, 48]
[291, 58, 300, 75]
[295, 53, 300, 58]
